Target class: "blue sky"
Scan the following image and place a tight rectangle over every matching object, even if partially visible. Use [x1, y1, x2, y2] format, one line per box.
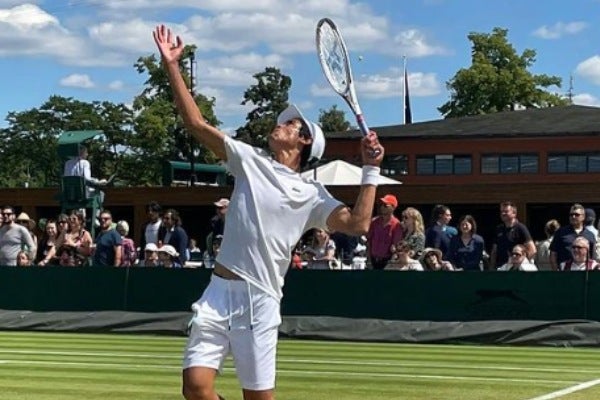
[1, 0, 600, 132]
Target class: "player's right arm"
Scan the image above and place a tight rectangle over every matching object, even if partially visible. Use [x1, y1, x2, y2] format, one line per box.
[153, 25, 227, 161]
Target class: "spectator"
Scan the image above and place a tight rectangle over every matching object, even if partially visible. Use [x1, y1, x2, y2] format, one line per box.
[559, 236, 599, 271]
[489, 201, 536, 269]
[584, 208, 598, 238]
[116, 220, 137, 267]
[188, 238, 201, 254]
[207, 198, 228, 250]
[158, 244, 182, 268]
[0, 205, 36, 266]
[36, 219, 59, 266]
[92, 210, 122, 267]
[16, 250, 33, 267]
[303, 228, 337, 270]
[63, 144, 107, 205]
[57, 245, 77, 267]
[425, 204, 453, 258]
[16, 212, 38, 250]
[420, 247, 455, 271]
[447, 215, 485, 271]
[50, 210, 93, 267]
[535, 219, 560, 271]
[330, 231, 359, 267]
[550, 204, 597, 270]
[497, 245, 537, 271]
[367, 194, 402, 270]
[399, 207, 425, 258]
[139, 201, 162, 257]
[56, 213, 69, 236]
[385, 240, 423, 271]
[158, 208, 189, 265]
[138, 243, 159, 267]
[202, 234, 222, 269]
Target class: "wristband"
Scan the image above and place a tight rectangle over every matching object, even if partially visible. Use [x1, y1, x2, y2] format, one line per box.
[361, 165, 380, 186]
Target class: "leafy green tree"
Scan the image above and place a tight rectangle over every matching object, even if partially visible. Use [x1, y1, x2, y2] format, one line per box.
[318, 105, 350, 133]
[439, 27, 568, 118]
[236, 67, 292, 148]
[132, 46, 221, 184]
[0, 96, 132, 188]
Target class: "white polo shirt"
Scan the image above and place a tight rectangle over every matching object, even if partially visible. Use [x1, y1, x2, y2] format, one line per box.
[216, 137, 343, 301]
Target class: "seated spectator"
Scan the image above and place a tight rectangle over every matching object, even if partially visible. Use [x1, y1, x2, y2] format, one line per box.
[497, 245, 537, 271]
[303, 228, 337, 270]
[158, 244, 182, 268]
[188, 238, 202, 254]
[16, 250, 33, 267]
[420, 247, 456, 271]
[116, 220, 137, 267]
[57, 245, 77, 267]
[559, 236, 599, 271]
[385, 241, 423, 271]
[202, 234, 222, 269]
[138, 243, 159, 267]
[36, 219, 59, 266]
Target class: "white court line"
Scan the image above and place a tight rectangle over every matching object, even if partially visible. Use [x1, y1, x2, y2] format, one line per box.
[525, 378, 600, 400]
[0, 359, 577, 385]
[0, 349, 596, 375]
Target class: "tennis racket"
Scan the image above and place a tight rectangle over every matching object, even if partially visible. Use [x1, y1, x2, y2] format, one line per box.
[316, 18, 370, 138]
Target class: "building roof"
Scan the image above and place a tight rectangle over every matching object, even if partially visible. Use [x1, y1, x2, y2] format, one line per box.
[327, 105, 600, 139]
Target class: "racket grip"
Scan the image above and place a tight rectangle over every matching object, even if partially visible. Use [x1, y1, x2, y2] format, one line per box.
[356, 114, 381, 157]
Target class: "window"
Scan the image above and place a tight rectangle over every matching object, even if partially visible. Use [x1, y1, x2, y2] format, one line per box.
[416, 155, 472, 175]
[482, 154, 538, 174]
[381, 154, 408, 176]
[548, 153, 600, 174]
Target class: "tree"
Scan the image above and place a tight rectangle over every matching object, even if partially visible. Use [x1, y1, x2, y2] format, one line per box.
[0, 96, 132, 188]
[439, 27, 568, 118]
[236, 67, 292, 148]
[318, 105, 350, 133]
[132, 46, 221, 185]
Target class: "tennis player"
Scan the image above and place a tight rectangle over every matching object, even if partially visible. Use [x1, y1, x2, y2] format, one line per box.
[153, 25, 384, 400]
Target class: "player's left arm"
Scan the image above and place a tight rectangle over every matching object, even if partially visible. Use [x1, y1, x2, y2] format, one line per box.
[327, 132, 384, 236]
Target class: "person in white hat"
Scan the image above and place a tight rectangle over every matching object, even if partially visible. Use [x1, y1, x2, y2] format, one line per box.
[153, 25, 384, 400]
[157, 244, 181, 268]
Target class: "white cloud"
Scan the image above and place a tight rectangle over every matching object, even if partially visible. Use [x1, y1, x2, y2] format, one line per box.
[60, 73, 95, 88]
[533, 21, 588, 39]
[392, 29, 447, 57]
[310, 69, 440, 99]
[572, 93, 600, 107]
[108, 80, 124, 91]
[575, 55, 600, 85]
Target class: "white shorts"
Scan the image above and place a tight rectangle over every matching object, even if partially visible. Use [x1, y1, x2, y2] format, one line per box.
[182, 274, 281, 391]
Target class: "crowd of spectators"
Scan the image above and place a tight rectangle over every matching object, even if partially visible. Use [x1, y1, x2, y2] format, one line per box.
[2, 196, 599, 272]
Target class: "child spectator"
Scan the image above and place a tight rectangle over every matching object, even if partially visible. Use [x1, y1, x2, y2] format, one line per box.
[16, 250, 33, 267]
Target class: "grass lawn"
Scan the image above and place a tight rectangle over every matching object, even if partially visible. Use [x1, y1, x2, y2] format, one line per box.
[0, 331, 598, 399]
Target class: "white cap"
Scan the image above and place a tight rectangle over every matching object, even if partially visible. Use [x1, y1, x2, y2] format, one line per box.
[277, 104, 325, 165]
[158, 244, 179, 257]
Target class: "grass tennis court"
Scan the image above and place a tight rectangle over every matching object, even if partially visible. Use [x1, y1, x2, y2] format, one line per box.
[0, 331, 598, 400]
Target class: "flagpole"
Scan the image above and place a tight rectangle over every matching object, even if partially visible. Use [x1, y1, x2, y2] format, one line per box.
[402, 55, 407, 124]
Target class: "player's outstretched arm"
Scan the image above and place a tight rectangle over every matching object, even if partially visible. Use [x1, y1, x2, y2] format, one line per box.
[153, 25, 227, 161]
[327, 132, 384, 235]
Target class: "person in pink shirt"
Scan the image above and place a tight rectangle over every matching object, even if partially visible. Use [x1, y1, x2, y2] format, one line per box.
[367, 194, 403, 269]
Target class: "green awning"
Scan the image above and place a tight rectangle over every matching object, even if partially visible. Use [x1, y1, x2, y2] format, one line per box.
[57, 130, 104, 159]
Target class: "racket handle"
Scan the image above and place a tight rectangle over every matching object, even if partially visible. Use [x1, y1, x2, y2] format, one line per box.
[356, 114, 369, 137]
[356, 114, 381, 157]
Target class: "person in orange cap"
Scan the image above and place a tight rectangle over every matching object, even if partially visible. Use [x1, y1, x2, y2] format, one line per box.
[367, 194, 403, 270]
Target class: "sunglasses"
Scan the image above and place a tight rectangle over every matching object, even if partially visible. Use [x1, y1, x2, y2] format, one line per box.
[1, 212, 13, 216]
[99, 217, 111, 221]
[570, 213, 582, 217]
[572, 245, 587, 250]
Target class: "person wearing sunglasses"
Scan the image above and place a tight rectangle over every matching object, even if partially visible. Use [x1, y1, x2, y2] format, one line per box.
[559, 237, 599, 271]
[0, 206, 36, 266]
[497, 244, 537, 271]
[550, 203, 597, 271]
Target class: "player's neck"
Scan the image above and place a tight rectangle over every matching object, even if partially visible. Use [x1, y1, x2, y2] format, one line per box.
[273, 150, 301, 172]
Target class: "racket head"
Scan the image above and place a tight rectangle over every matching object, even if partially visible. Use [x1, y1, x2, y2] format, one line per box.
[316, 18, 353, 96]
